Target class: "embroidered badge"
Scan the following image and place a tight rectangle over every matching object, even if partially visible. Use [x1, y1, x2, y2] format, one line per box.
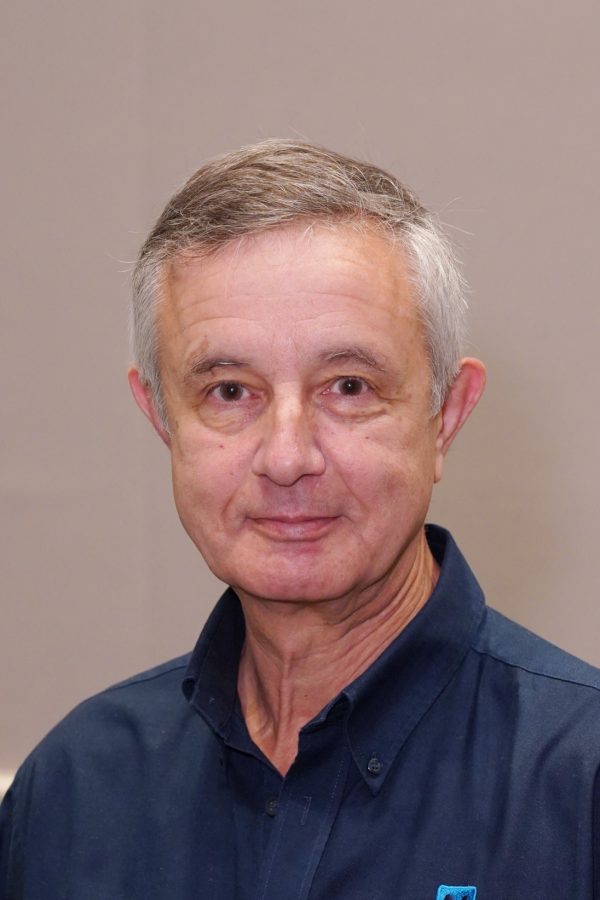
[435, 887, 477, 900]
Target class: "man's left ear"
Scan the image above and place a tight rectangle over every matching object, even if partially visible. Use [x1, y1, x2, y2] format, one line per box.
[434, 358, 486, 483]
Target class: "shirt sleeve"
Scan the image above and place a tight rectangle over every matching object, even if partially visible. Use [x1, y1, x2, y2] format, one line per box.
[0, 770, 29, 900]
[594, 763, 600, 900]
[0, 780, 18, 898]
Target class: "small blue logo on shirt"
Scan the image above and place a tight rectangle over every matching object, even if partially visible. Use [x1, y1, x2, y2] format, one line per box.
[436, 887, 477, 900]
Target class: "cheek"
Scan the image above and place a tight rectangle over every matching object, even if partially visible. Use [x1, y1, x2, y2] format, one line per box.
[335, 428, 437, 512]
[170, 431, 247, 528]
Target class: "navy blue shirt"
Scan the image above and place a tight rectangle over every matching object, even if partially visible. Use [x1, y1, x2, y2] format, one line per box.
[2, 526, 600, 899]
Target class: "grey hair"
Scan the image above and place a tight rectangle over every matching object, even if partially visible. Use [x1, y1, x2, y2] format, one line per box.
[131, 139, 467, 427]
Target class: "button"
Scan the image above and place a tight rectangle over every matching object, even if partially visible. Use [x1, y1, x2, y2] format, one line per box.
[264, 796, 279, 817]
[367, 756, 382, 776]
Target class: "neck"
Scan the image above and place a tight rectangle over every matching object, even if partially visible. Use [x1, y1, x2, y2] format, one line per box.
[236, 530, 438, 775]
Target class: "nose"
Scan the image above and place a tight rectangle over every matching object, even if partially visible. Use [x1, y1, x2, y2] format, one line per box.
[251, 393, 326, 486]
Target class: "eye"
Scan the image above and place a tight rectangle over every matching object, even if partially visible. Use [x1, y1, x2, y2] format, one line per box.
[212, 381, 247, 402]
[330, 377, 369, 396]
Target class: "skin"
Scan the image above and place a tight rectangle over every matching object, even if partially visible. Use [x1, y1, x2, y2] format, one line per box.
[129, 222, 486, 773]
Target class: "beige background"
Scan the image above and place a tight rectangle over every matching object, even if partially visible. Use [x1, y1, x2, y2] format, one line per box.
[2, 0, 599, 773]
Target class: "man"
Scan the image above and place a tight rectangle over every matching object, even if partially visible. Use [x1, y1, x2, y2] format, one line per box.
[1, 140, 600, 899]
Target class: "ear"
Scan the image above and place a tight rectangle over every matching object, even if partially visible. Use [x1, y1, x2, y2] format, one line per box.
[128, 367, 171, 447]
[434, 358, 486, 483]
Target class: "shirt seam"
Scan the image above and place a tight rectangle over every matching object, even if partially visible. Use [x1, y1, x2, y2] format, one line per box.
[592, 761, 600, 899]
[98, 660, 190, 696]
[471, 645, 600, 694]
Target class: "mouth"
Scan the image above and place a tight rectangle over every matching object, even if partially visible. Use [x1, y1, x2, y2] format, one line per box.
[250, 515, 339, 542]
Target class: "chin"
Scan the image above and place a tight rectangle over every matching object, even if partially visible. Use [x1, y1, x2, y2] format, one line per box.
[238, 582, 346, 604]
[199, 537, 365, 604]
[229, 561, 360, 605]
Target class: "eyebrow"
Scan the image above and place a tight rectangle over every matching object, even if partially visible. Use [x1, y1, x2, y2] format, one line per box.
[320, 346, 390, 373]
[184, 355, 246, 383]
[183, 345, 390, 384]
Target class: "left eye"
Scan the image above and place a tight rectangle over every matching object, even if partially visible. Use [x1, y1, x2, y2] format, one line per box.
[330, 377, 369, 396]
[212, 382, 248, 401]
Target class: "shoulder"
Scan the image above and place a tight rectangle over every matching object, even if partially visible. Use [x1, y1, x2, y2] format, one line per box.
[11, 653, 194, 790]
[92, 652, 193, 707]
[0, 654, 215, 894]
[470, 608, 600, 750]
[51, 652, 192, 734]
[439, 610, 600, 797]
[474, 608, 600, 693]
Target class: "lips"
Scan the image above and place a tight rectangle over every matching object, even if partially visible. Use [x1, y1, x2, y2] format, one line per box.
[250, 515, 339, 541]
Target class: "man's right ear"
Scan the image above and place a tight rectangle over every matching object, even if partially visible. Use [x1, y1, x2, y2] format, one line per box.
[128, 367, 171, 447]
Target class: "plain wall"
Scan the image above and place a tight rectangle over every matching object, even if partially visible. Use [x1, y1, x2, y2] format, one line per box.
[2, 0, 600, 773]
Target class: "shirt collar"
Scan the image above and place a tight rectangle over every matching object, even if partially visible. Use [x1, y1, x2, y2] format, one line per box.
[340, 524, 485, 793]
[182, 525, 486, 794]
[182, 588, 245, 737]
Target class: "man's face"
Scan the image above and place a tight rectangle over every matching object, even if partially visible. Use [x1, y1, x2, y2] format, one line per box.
[152, 223, 446, 604]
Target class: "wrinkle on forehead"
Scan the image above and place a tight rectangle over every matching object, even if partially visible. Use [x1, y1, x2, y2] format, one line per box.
[166, 221, 414, 309]
[160, 222, 425, 386]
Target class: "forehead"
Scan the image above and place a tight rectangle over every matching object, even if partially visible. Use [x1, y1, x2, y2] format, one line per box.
[159, 223, 424, 372]
[171, 222, 411, 291]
